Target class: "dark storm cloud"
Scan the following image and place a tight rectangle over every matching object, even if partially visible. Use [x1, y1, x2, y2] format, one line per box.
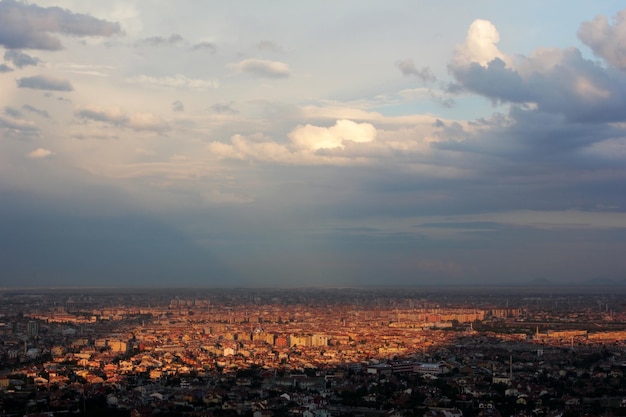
[450, 58, 527, 103]
[578, 9, 626, 70]
[4, 50, 39, 68]
[17, 75, 73, 91]
[0, 0, 122, 50]
[396, 59, 436, 83]
[502, 106, 620, 153]
[0, 191, 237, 287]
[315, 152, 625, 222]
[22, 104, 49, 118]
[437, 19, 626, 223]
[435, 107, 621, 158]
[430, 112, 626, 218]
[137, 33, 184, 47]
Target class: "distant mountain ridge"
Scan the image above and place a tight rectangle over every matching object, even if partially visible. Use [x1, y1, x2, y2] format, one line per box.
[578, 277, 626, 286]
[526, 278, 553, 286]
[522, 277, 626, 286]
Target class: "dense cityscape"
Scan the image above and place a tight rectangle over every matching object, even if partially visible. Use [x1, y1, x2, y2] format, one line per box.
[1, 287, 626, 417]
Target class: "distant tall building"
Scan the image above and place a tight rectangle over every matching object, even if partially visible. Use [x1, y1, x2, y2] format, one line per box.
[27, 321, 39, 337]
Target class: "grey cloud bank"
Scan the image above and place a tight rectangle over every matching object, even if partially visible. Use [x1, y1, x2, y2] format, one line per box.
[17, 75, 73, 91]
[0, 0, 121, 50]
[4, 50, 39, 68]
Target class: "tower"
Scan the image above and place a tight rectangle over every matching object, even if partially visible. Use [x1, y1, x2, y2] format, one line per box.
[27, 321, 39, 337]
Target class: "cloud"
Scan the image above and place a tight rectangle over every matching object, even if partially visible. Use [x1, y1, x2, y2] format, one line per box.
[127, 113, 169, 132]
[207, 119, 383, 166]
[452, 19, 510, 68]
[396, 59, 436, 83]
[4, 50, 39, 68]
[192, 41, 216, 54]
[289, 119, 377, 151]
[16, 75, 73, 91]
[0, 193, 237, 286]
[578, 9, 626, 70]
[4, 107, 21, 118]
[76, 105, 169, 133]
[76, 106, 127, 124]
[256, 40, 283, 52]
[127, 74, 218, 90]
[0, 0, 122, 50]
[211, 103, 238, 114]
[230, 58, 291, 78]
[137, 33, 183, 47]
[171, 100, 184, 112]
[449, 19, 626, 123]
[395, 60, 454, 106]
[0, 113, 38, 135]
[54, 63, 114, 77]
[22, 104, 49, 118]
[27, 148, 54, 159]
[0, 63, 12, 73]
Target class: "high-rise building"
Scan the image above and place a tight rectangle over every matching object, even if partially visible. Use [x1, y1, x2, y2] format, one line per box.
[27, 321, 40, 337]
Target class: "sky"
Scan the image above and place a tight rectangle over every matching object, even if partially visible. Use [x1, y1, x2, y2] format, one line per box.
[1, 1, 626, 288]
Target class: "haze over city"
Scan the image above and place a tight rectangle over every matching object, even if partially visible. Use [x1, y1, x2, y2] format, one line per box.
[1, 1, 626, 287]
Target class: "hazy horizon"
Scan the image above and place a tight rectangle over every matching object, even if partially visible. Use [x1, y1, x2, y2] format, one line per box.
[1, 1, 626, 287]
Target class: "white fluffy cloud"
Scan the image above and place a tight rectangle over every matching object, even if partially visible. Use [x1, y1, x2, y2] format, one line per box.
[207, 120, 378, 165]
[203, 116, 458, 170]
[452, 19, 510, 68]
[289, 120, 377, 150]
[578, 9, 626, 70]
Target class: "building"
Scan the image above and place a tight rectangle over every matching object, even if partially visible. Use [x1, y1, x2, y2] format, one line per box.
[27, 321, 40, 337]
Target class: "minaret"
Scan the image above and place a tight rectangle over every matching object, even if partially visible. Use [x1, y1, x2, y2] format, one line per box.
[509, 355, 513, 380]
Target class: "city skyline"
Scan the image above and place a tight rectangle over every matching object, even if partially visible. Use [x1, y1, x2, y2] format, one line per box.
[1, 1, 626, 287]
